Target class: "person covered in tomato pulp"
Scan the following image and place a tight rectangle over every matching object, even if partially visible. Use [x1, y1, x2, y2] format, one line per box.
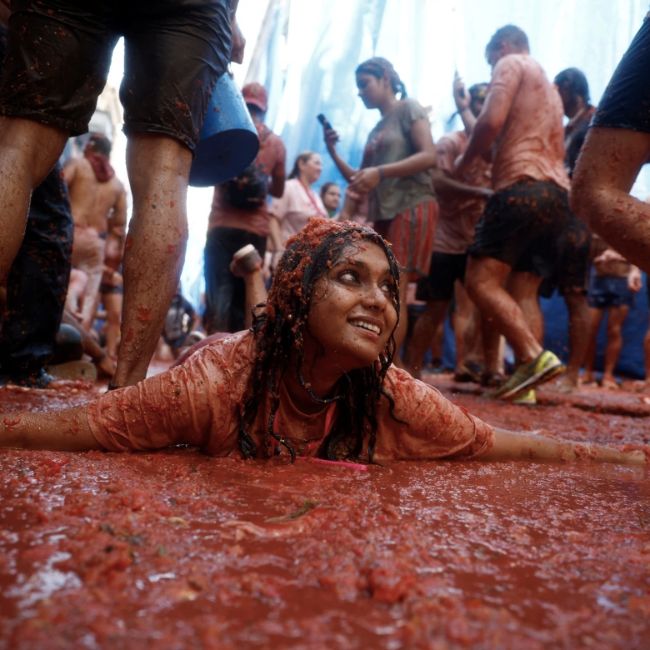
[0, 218, 646, 466]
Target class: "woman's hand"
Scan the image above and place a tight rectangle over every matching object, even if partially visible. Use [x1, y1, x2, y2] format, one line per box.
[628, 266, 642, 292]
[323, 126, 340, 151]
[349, 167, 381, 193]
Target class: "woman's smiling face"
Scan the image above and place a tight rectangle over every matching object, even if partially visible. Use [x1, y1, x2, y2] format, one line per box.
[304, 241, 398, 373]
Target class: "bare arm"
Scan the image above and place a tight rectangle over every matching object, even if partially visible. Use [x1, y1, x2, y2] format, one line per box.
[109, 183, 128, 239]
[267, 216, 284, 264]
[323, 127, 357, 182]
[349, 118, 437, 193]
[482, 427, 646, 465]
[268, 156, 286, 199]
[0, 405, 101, 451]
[456, 89, 511, 175]
[453, 73, 477, 135]
[431, 168, 493, 199]
[628, 265, 642, 292]
[62, 158, 78, 187]
[571, 127, 650, 271]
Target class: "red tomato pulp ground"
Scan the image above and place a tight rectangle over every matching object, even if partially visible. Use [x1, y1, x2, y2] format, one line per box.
[0, 376, 649, 649]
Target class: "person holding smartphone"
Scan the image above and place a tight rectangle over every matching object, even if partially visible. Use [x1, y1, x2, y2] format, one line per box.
[321, 57, 438, 363]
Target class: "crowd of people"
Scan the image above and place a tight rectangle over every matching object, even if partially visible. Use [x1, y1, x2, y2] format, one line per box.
[0, 2, 649, 466]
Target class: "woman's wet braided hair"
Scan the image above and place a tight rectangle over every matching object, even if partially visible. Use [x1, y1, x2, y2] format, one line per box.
[355, 57, 407, 99]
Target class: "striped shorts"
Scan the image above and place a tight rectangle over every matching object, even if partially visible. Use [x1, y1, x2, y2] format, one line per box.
[375, 199, 439, 280]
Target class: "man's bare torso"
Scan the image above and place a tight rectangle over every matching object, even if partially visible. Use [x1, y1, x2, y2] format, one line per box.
[64, 157, 125, 233]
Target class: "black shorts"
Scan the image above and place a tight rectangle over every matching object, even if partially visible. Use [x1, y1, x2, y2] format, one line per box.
[592, 15, 650, 134]
[468, 179, 569, 279]
[416, 252, 466, 302]
[539, 212, 591, 297]
[0, 0, 232, 150]
[100, 283, 123, 296]
[588, 274, 636, 309]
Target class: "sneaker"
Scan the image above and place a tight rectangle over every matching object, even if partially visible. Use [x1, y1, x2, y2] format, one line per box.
[230, 244, 262, 277]
[492, 350, 564, 400]
[512, 388, 537, 405]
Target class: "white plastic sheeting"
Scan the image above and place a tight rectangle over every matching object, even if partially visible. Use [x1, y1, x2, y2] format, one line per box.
[181, 0, 649, 307]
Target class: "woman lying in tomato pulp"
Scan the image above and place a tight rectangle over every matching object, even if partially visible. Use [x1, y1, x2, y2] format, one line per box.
[0, 218, 645, 466]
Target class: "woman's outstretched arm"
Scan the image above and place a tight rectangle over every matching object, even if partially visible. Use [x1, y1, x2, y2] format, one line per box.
[1, 405, 101, 451]
[483, 427, 646, 466]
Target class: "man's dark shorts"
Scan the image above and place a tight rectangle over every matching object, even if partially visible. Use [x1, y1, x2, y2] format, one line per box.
[468, 179, 570, 279]
[416, 252, 467, 302]
[539, 212, 591, 298]
[588, 274, 636, 309]
[0, 0, 232, 150]
[592, 15, 650, 134]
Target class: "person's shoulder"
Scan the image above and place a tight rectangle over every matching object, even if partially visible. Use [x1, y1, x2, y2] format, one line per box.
[384, 364, 440, 401]
[396, 97, 429, 125]
[493, 53, 527, 75]
[182, 329, 255, 383]
[399, 97, 426, 114]
[110, 175, 126, 195]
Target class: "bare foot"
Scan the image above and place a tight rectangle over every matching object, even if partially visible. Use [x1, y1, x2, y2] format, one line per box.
[552, 374, 579, 394]
[600, 376, 619, 390]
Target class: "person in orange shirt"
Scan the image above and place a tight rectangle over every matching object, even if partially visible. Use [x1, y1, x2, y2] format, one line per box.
[0, 218, 644, 467]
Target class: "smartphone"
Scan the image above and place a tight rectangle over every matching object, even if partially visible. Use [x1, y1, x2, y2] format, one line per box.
[317, 113, 333, 130]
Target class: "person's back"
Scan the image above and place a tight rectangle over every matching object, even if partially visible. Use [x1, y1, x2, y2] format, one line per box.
[491, 54, 568, 192]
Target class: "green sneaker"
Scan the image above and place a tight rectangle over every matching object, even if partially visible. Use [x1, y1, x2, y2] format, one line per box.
[512, 388, 536, 405]
[492, 350, 564, 400]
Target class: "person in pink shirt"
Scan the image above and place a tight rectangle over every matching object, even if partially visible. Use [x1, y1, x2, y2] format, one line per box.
[456, 25, 570, 400]
[0, 218, 644, 467]
[269, 151, 327, 251]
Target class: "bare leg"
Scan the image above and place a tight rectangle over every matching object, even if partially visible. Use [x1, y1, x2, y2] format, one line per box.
[571, 128, 650, 271]
[103, 290, 123, 360]
[602, 305, 629, 387]
[71, 228, 105, 331]
[65, 268, 88, 321]
[454, 281, 482, 370]
[0, 117, 67, 283]
[507, 271, 544, 345]
[562, 290, 591, 387]
[583, 307, 604, 384]
[112, 134, 192, 387]
[466, 256, 543, 363]
[404, 299, 449, 378]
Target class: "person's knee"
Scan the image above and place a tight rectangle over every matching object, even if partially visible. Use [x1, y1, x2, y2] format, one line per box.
[0, 117, 68, 186]
[465, 261, 490, 302]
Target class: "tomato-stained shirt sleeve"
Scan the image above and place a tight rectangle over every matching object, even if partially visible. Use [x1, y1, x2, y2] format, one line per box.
[87, 332, 253, 453]
[374, 367, 494, 461]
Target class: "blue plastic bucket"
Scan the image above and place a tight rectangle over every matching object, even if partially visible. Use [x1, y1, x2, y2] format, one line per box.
[189, 73, 259, 187]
